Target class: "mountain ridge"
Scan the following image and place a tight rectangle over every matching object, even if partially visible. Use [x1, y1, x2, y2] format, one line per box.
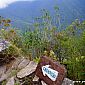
[0, 0, 85, 30]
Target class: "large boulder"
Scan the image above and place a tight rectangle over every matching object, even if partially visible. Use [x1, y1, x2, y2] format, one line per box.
[35, 56, 66, 85]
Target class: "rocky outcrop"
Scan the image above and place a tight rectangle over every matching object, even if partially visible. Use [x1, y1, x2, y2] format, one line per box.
[0, 40, 74, 85]
[0, 57, 74, 85]
[0, 57, 37, 84]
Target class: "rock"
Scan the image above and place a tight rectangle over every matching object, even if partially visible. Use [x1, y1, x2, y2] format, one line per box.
[0, 73, 8, 82]
[17, 61, 37, 78]
[0, 67, 12, 82]
[12, 57, 24, 69]
[33, 75, 41, 85]
[6, 77, 14, 85]
[18, 59, 30, 69]
[0, 40, 10, 52]
[62, 78, 74, 85]
[41, 81, 47, 85]
[0, 65, 6, 77]
[36, 56, 66, 85]
[33, 75, 39, 82]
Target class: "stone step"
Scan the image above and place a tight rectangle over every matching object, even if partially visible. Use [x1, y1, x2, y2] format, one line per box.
[17, 61, 37, 78]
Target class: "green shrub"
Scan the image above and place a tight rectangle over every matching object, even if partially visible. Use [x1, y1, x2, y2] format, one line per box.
[63, 56, 85, 80]
[6, 44, 22, 57]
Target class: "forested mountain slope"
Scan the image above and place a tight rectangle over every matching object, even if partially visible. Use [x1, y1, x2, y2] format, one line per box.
[0, 0, 85, 30]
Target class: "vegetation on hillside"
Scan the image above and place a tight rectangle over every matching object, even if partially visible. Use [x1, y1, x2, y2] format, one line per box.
[0, 8, 85, 81]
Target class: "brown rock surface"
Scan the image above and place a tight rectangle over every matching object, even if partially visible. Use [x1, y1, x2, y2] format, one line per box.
[35, 56, 66, 85]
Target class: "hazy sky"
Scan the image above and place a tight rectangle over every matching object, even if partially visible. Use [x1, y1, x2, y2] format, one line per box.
[0, 0, 36, 9]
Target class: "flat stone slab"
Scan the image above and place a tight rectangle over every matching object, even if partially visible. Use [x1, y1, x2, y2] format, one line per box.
[17, 61, 37, 78]
[11, 57, 24, 69]
[18, 59, 30, 69]
[6, 77, 14, 85]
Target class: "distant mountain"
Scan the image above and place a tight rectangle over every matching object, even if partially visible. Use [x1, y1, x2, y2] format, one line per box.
[0, 0, 85, 30]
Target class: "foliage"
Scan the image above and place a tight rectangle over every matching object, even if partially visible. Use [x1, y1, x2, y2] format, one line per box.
[6, 45, 22, 57]
[0, 16, 11, 29]
[0, 17, 22, 63]
[1, 80, 6, 85]
[21, 19, 85, 80]
[63, 56, 85, 80]
[0, 8, 85, 81]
